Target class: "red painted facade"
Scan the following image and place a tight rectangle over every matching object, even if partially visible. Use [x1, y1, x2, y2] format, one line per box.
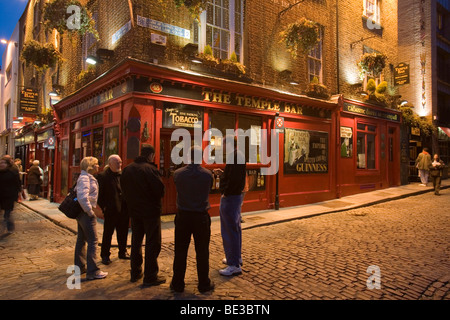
[52, 59, 401, 216]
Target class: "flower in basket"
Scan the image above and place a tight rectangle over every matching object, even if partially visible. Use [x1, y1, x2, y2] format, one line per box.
[357, 52, 387, 80]
[221, 51, 246, 75]
[280, 18, 320, 57]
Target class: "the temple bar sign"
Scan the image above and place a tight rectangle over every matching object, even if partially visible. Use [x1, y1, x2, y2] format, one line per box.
[19, 88, 39, 114]
[394, 63, 410, 86]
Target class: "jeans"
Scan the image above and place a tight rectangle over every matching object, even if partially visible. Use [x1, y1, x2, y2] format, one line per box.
[419, 169, 429, 184]
[130, 216, 161, 283]
[74, 212, 99, 277]
[219, 194, 243, 267]
[172, 211, 211, 291]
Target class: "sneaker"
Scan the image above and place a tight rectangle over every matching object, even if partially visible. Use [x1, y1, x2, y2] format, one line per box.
[87, 270, 108, 280]
[219, 265, 242, 277]
[222, 258, 243, 266]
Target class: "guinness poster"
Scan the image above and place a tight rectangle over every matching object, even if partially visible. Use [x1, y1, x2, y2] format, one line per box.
[284, 128, 328, 174]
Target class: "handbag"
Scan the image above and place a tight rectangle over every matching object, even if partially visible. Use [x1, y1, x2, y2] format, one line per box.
[58, 183, 83, 219]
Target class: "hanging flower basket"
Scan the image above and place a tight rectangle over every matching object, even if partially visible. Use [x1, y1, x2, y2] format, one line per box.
[43, 0, 99, 40]
[21, 40, 63, 73]
[279, 18, 320, 57]
[357, 52, 387, 79]
[174, 0, 208, 18]
[306, 77, 330, 99]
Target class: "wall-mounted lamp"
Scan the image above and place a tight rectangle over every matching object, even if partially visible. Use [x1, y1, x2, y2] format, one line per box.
[399, 100, 408, 106]
[86, 48, 114, 65]
[86, 55, 99, 65]
[183, 43, 202, 64]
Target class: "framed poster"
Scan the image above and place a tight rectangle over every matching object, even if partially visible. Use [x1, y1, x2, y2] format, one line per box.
[340, 126, 353, 158]
[284, 128, 328, 174]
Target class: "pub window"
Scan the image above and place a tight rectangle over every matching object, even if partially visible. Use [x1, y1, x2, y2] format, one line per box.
[209, 111, 236, 163]
[198, 0, 244, 62]
[356, 123, 377, 170]
[308, 28, 323, 83]
[92, 112, 103, 125]
[364, 0, 380, 25]
[238, 114, 262, 163]
[105, 126, 119, 160]
[72, 132, 81, 166]
[61, 139, 69, 196]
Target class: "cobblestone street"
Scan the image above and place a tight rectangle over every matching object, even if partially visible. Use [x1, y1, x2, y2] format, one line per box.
[0, 191, 449, 301]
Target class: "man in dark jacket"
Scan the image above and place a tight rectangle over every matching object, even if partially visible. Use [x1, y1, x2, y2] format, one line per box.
[97, 155, 129, 265]
[170, 146, 215, 293]
[214, 135, 246, 277]
[120, 145, 165, 287]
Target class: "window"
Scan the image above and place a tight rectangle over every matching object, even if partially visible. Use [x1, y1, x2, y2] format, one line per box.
[5, 63, 12, 85]
[199, 0, 244, 62]
[364, 0, 380, 24]
[308, 28, 323, 83]
[357, 123, 377, 170]
[4, 102, 10, 129]
[209, 111, 236, 163]
[238, 114, 262, 163]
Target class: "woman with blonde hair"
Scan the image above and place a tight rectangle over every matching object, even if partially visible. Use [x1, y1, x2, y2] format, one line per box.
[74, 156, 108, 280]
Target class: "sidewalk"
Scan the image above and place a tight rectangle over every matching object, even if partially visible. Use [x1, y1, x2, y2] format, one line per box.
[19, 180, 449, 246]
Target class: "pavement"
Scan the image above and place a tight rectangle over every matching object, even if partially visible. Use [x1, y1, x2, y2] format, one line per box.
[19, 179, 450, 246]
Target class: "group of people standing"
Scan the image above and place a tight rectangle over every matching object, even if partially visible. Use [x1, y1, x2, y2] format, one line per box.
[415, 148, 446, 195]
[72, 138, 246, 293]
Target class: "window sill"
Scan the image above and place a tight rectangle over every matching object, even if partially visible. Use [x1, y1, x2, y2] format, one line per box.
[362, 16, 383, 36]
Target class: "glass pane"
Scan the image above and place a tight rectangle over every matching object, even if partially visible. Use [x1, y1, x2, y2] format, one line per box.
[357, 123, 366, 131]
[357, 132, 366, 169]
[72, 132, 81, 166]
[215, 6, 221, 27]
[105, 126, 120, 160]
[207, 4, 213, 25]
[238, 114, 262, 163]
[93, 127, 103, 166]
[368, 125, 376, 132]
[82, 130, 92, 160]
[223, 8, 229, 29]
[210, 111, 236, 163]
[367, 133, 376, 169]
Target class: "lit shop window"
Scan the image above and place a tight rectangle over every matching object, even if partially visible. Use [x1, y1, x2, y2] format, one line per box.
[356, 123, 377, 170]
[196, 0, 244, 62]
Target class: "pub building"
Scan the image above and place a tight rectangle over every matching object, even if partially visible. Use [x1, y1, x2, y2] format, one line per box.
[52, 58, 402, 216]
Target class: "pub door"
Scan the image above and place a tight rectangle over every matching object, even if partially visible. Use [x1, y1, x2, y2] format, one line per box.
[388, 126, 398, 186]
[159, 133, 181, 215]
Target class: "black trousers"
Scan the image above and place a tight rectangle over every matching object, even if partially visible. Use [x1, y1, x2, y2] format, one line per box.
[171, 211, 211, 291]
[100, 210, 129, 260]
[130, 216, 161, 283]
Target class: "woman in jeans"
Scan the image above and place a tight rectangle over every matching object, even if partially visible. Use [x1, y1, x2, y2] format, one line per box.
[74, 156, 108, 280]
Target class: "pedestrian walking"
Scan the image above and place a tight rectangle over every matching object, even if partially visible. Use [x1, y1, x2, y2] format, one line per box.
[0, 156, 21, 235]
[214, 135, 246, 277]
[74, 156, 108, 280]
[97, 154, 130, 265]
[121, 145, 165, 287]
[170, 146, 215, 293]
[415, 147, 432, 186]
[27, 160, 42, 200]
[429, 154, 445, 196]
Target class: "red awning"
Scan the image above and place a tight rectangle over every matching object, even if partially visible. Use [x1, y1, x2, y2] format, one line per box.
[439, 127, 450, 138]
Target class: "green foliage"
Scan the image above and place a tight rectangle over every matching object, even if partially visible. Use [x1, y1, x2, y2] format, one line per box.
[357, 52, 387, 80]
[203, 45, 213, 57]
[366, 79, 376, 92]
[174, 0, 208, 19]
[43, 0, 99, 40]
[280, 18, 320, 57]
[21, 40, 63, 73]
[400, 104, 437, 137]
[376, 81, 388, 94]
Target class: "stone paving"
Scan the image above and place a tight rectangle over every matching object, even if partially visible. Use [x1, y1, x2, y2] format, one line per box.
[0, 191, 449, 300]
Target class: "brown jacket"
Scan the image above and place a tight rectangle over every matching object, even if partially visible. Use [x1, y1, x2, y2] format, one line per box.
[415, 152, 432, 171]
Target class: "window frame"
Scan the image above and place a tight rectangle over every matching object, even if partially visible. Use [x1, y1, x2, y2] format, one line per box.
[308, 27, 323, 83]
[198, 0, 244, 63]
[356, 121, 378, 171]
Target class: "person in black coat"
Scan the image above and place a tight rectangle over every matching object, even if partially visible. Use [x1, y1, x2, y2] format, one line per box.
[120, 145, 165, 287]
[97, 155, 130, 264]
[0, 156, 21, 234]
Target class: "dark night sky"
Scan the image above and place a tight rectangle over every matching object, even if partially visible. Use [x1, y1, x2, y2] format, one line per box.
[0, 0, 29, 66]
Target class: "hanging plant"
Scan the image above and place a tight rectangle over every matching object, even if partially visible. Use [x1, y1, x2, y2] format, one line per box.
[43, 0, 99, 40]
[21, 40, 63, 73]
[279, 18, 320, 57]
[357, 52, 387, 80]
[174, 0, 208, 19]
